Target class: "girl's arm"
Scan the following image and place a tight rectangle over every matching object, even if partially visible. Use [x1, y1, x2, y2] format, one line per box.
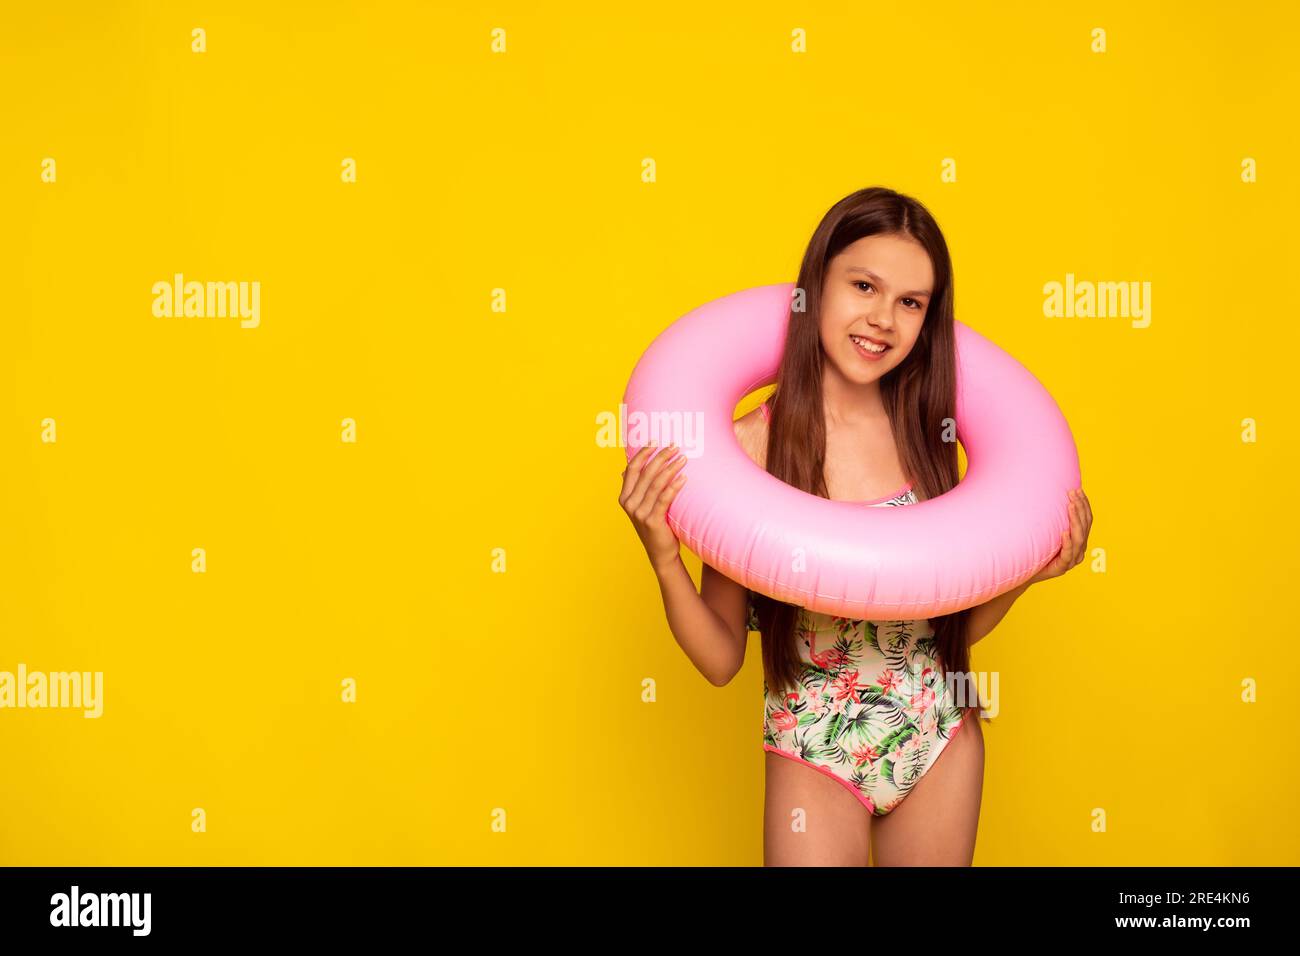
[619, 440, 746, 687]
[653, 555, 747, 687]
[967, 581, 1031, 645]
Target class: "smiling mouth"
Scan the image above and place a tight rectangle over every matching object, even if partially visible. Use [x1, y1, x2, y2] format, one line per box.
[850, 333, 890, 356]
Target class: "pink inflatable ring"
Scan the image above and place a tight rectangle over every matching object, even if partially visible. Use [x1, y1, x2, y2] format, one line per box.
[621, 282, 1081, 619]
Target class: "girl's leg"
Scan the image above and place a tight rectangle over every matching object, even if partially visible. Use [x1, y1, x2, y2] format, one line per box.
[763, 751, 872, 866]
[868, 706, 985, 866]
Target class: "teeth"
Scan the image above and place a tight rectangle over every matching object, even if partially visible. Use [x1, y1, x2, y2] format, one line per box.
[851, 335, 887, 353]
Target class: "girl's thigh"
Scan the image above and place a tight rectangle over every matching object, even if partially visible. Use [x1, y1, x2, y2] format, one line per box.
[763, 751, 871, 866]
[869, 707, 985, 866]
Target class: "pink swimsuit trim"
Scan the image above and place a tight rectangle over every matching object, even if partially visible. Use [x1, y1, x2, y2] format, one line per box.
[763, 713, 968, 815]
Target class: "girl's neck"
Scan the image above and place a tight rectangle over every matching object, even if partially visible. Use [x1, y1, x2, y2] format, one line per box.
[821, 369, 886, 427]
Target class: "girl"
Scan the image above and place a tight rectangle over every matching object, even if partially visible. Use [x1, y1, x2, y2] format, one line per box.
[619, 187, 1092, 866]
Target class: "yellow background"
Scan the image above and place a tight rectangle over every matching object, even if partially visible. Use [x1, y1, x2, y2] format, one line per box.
[2, 1, 1297, 865]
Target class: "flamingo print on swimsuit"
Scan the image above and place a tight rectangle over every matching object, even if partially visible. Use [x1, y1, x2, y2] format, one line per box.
[748, 486, 970, 817]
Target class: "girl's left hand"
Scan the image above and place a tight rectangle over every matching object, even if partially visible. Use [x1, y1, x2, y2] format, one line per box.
[1027, 487, 1093, 585]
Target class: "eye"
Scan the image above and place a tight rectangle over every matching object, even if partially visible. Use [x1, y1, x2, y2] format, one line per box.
[856, 280, 923, 310]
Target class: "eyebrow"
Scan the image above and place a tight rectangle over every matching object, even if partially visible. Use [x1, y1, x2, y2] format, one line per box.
[846, 266, 932, 298]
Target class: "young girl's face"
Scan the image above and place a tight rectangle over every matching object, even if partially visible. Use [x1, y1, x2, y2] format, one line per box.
[819, 233, 934, 385]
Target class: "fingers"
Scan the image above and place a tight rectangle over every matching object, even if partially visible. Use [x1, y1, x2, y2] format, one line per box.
[619, 441, 657, 488]
[622, 442, 684, 515]
[635, 448, 688, 522]
[648, 459, 688, 523]
[1044, 496, 1079, 576]
[1074, 488, 1092, 565]
[1037, 487, 1092, 582]
[1048, 529, 1069, 572]
[619, 441, 667, 506]
[1064, 491, 1081, 566]
[1066, 487, 1091, 569]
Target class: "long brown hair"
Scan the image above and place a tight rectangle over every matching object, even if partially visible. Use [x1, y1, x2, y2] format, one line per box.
[751, 186, 980, 713]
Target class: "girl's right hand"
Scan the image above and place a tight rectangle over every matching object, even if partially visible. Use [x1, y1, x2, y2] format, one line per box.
[618, 442, 689, 573]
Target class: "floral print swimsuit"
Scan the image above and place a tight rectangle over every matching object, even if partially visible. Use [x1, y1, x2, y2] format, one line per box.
[745, 404, 970, 817]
